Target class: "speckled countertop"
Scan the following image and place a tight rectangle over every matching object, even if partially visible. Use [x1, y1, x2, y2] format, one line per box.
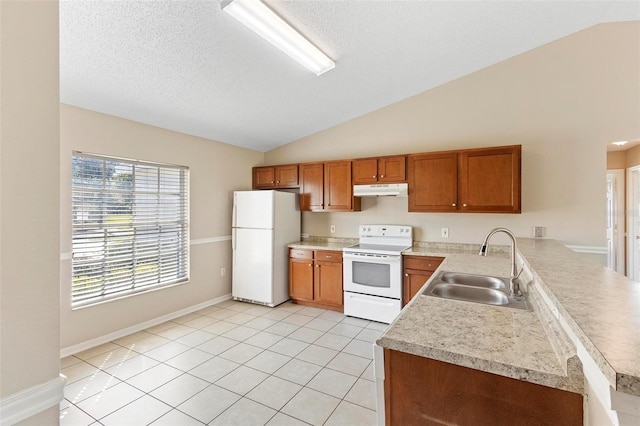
[377, 249, 584, 393]
[517, 239, 640, 396]
[288, 238, 357, 251]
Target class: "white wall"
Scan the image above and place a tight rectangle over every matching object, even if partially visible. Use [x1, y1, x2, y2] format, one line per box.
[59, 105, 263, 349]
[0, 1, 61, 424]
[266, 22, 640, 249]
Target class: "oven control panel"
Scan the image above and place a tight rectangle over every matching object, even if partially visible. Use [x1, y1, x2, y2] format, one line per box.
[359, 224, 412, 238]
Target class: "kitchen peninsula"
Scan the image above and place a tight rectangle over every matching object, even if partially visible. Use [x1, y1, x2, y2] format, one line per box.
[377, 238, 640, 425]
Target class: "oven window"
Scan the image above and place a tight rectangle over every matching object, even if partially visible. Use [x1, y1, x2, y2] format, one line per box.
[352, 261, 390, 288]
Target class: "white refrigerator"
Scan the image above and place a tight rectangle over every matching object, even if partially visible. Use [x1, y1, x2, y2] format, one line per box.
[232, 190, 300, 306]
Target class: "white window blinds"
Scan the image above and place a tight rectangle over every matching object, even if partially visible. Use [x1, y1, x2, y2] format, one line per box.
[72, 153, 189, 306]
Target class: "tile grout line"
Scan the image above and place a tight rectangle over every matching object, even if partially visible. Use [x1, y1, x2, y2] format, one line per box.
[62, 301, 380, 426]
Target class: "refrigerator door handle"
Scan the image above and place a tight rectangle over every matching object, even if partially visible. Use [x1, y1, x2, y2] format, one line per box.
[232, 228, 236, 252]
[232, 193, 237, 228]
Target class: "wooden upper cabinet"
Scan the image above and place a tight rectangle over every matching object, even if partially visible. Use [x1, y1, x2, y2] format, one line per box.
[299, 162, 325, 211]
[252, 164, 298, 189]
[253, 167, 275, 188]
[300, 161, 361, 212]
[408, 152, 458, 212]
[459, 145, 521, 213]
[325, 160, 356, 211]
[352, 155, 406, 184]
[408, 145, 521, 213]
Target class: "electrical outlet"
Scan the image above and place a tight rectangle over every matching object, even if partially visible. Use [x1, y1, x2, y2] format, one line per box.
[220, 267, 226, 277]
[533, 226, 545, 238]
[441, 228, 449, 238]
[330, 225, 336, 234]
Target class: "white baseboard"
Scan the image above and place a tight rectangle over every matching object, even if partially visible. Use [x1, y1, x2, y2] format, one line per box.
[60, 293, 232, 358]
[0, 375, 66, 426]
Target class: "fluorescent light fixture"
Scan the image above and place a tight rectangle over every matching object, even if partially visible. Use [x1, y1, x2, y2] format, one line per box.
[221, 0, 335, 76]
[612, 141, 629, 146]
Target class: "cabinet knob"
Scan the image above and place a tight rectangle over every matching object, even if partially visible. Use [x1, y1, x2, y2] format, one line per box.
[276, 180, 280, 184]
[380, 174, 384, 178]
[308, 263, 312, 267]
[372, 175, 376, 179]
[405, 273, 408, 277]
[452, 203, 456, 207]
[271, 181, 274, 184]
[316, 265, 320, 268]
[463, 203, 467, 207]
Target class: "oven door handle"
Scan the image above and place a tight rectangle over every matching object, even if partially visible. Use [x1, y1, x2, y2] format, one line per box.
[343, 252, 401, 261]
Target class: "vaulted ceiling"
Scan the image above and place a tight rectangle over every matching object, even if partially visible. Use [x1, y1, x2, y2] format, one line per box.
[60, 1, 640, 152]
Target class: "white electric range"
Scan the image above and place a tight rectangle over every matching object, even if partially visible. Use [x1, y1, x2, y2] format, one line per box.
[343, 224, 412, 324]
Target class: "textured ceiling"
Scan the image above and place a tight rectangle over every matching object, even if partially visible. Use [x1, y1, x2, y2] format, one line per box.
[60, 1, 640, 152]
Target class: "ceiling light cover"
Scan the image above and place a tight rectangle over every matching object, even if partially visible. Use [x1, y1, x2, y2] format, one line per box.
[612, 141, 629, 146]
[222, 0, 335, 76]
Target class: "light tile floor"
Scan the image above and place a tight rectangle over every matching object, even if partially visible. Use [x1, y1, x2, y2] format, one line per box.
[60, 300, 385, 425]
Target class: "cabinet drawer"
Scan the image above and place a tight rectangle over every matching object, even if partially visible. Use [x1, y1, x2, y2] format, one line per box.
[290, 249, 313, 260]
[403, 256, 444, 271]
[314, 250, 342, 262]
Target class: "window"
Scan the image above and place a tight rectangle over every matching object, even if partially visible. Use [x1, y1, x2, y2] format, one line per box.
[72, 152, 189, 306]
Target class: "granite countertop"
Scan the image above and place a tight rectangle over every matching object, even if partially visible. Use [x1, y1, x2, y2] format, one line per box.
[517, 239, 640, 396]
[377, 251, 584, 393]
[288, 238, 357, 251]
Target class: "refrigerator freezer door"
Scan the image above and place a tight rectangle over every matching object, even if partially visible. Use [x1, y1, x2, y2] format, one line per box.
[233, 190, 274, 229]
[232, 228, 274, 304]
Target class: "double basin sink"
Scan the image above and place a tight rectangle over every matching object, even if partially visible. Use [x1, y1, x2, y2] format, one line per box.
[423, 271, 529, 310]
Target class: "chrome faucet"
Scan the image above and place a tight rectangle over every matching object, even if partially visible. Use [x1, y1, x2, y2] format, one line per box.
[479, 228, 522, 296]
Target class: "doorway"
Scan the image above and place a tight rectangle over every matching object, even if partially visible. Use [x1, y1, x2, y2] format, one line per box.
[606, 170, 625, 274]
[626, 167, 640, 280]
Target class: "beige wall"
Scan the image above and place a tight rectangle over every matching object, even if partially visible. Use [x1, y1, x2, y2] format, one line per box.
[626, 145, 640, 168]
[0, 1, 60, 424]
[60, 105, 263, 349]
[266, 22, 640, 248]
[607, 151, 627, 169]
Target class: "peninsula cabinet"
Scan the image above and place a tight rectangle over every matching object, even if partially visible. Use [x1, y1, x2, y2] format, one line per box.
[384, 349, 583, 425]
[403, 256, 444, 305]
[408, 145, 521, 213]
[352, 155, 406, 184]
[289, 248, 343, 311]
[252, 164, 298, 189]
[299, 161, 361, 212]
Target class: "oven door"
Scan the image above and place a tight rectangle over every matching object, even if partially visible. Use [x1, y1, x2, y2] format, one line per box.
[343, 252, 402, 299]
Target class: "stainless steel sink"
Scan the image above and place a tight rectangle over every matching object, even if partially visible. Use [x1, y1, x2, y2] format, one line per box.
[423, 271, 529, 310]
[437, 272, 506, 289]
[429, 283, 509, 305]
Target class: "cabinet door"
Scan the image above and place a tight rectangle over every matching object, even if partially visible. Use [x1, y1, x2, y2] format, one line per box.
[299, 163, 325, 211]
[408, 152, 458, 212]
[352, 158, 379, 185]
[289, 257, 314, 301]
[314, 260, 343, 307]
[253, 167, 275, 189]
[403, 269, 433, 306]
[325, 160, 358, 211]
[459, 145, 521, 213]
[275, 165, 299, 187]
[379, 156, 406, 183]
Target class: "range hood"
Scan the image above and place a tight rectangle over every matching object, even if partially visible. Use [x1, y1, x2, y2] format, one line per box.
[353, 183, 408, 197]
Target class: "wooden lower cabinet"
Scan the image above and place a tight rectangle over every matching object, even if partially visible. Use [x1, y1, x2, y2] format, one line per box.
[403, 256, 444, 305]
[384, 349, 583, 426]
[289, 249, 343, 311]
[289, 250, 314, 302]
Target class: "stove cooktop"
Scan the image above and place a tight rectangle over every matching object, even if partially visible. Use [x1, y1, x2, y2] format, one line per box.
[343, 243, 411, 255]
